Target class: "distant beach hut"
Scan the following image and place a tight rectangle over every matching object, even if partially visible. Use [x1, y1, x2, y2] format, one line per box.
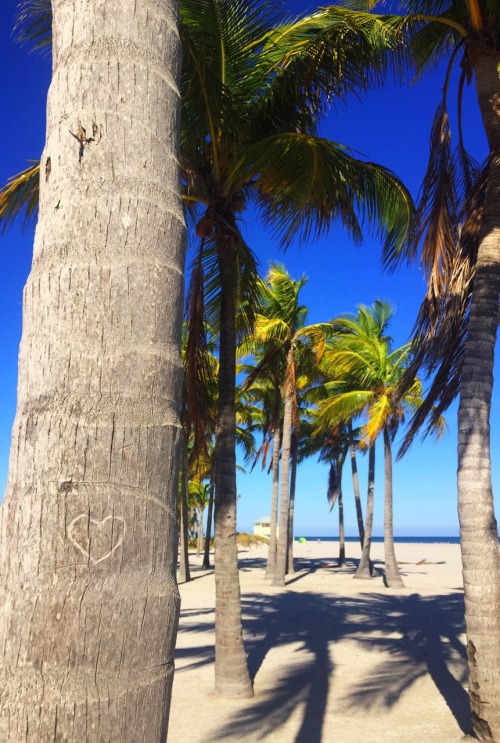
[253, 516, 271, 537]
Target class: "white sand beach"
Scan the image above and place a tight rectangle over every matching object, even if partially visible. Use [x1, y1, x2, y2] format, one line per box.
[169, 540, 470, 743]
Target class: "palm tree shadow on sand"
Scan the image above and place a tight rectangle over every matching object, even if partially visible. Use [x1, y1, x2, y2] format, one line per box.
[204, 588, 469, 742]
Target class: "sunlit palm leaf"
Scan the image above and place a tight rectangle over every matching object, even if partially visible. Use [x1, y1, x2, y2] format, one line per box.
[362, 394, 391, 444]
[317, 388, 374, 430]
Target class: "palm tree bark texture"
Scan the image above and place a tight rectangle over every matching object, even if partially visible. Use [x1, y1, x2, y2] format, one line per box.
[383, 427, 404, 588]
[265, 425, 281, 578]
[457, 40, 500, 741]
[355, 443, 375, 580]
[273, 350, 294, 587]
[0, 0, 185, 740]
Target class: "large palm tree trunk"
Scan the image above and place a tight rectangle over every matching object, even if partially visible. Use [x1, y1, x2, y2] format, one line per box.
[214, 234, 253, 698]
[273, 377, 293, 587]
[382, 427, 404, 588]
[265, 425, 281, 578]
[0, 0, 185, 739]
[457, 47, 500, 741]
[355, 443, 375, 580]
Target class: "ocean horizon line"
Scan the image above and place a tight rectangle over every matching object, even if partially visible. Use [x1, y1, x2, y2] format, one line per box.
[292, 535, 493, 544]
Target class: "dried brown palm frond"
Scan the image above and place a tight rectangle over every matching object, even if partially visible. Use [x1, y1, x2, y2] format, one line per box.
[397, 163, 487, 458]
[412, 101, 458, 301]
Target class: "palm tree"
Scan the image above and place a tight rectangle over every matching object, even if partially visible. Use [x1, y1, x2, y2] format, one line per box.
[239, 370, 283, 578]
[0, 0, 185, 738]
[300, 421, 351, 566]
[323, 3, 500, 734]
[317, 301, 433, 588]
[1, 0, 414, 699]
[180, 0, 414, 697]
[324, 427, 351, 567]
[247, 264, 329, 587]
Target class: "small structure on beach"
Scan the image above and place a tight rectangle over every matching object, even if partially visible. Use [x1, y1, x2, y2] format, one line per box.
[253, 516, 272, 537]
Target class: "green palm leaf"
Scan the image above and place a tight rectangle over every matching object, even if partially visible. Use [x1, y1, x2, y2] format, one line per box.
[14, 0, 51, 55]
[0, 163, 40, 232]
[230, 133, 413, 251]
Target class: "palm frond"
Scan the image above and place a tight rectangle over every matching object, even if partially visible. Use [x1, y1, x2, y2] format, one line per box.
[183, 245, 218, 461]
[397, 163, 487, 457]
[14, 0, 52, 55]
[230, 133, 413, 252]
[253, 316, 290, 345]
[362, 394, 391, 444]
[180, 0, 281, 162]
[316, 388, 374, 431]
[197, 225, 260, 346]
[0, 163, 40, 233]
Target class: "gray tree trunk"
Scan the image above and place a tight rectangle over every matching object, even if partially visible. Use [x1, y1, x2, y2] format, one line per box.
[214, 231, 253, 698]
[265, 424, 280, 578]
[457, 45, 500, 741]
[338, 489, 345, 567]
[273, 367, 293, 587]
[286, 430, 298, 575]
[0, 0, 185, 740]
[349, 429, 365, 548]
[382, 427, 404, 588]
[354, 443, 375, 580]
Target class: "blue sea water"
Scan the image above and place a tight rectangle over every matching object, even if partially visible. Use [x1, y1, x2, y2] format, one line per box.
[297, 536, 463, 544]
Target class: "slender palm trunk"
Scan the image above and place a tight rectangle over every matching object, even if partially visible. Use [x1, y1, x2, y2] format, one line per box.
[338, 488, 346, 567]
[196, 507, 204, 556]
[456, 47, 500, 740]
[202, 473, 215, 570]
[273, 368, 293, 587]
[179, 439, 192, 583]
[349, 425, 365, 548]
[214, 233, 253, 698]
[265, 425, 281, 578]
[382, 427, 404, 588]
[0, 0, 184, 738]
[355, 443, 375, 580]
[286, 430, 298, 575]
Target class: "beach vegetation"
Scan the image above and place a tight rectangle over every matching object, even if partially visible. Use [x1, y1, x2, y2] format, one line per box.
[2, 0, 414, 702]
[242, 264, 329, 586]
[314, 301, 435, 588]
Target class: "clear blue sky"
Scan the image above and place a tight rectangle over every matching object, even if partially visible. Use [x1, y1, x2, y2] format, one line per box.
[0, 0, 497, 537]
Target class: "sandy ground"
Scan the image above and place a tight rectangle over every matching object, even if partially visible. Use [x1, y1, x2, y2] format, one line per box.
[169, 541, 471, 743]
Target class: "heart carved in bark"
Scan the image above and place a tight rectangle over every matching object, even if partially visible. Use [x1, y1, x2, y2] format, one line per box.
[68, 514, 126, 564]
